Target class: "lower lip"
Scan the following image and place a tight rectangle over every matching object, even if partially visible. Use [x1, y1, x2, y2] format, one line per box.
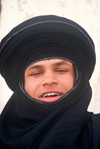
[39, 95, 63, 103]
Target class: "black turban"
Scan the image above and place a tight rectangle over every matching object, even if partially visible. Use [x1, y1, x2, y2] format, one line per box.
[0, 15, 95, 91]
[1, 15, 100, 149]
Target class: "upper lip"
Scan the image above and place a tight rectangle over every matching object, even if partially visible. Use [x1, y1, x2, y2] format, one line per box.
[39, 90, 63, 97]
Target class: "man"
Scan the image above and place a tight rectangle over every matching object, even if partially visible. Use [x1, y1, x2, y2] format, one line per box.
[24, 59, 75, 103]
[0, 15, 99, 149]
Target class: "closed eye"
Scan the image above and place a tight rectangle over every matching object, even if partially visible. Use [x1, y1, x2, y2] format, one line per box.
[56, 69, 68, 72]
[30, 72, 42, 76]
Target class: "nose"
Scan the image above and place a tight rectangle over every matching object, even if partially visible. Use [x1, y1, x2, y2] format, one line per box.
[42, 71, 57, 86]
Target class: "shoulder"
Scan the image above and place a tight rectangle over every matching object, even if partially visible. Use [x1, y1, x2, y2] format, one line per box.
[91, 113, 100, 135]
[87, 113, 100, 148]
[91, 113, 100, 127]
[78, 113, 100, 149]
[86, 113, 100, 135]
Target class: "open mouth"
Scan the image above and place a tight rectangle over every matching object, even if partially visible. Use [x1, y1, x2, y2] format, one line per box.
[42, 93, 60, 98]
[39, 92, 63, 102]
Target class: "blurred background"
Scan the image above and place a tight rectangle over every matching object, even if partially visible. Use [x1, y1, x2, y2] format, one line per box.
[0, 0, 100, 113]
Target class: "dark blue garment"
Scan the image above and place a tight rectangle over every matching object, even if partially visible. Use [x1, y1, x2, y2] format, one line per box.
[0, 15, 99, 149]
[0, 77, 100, 149]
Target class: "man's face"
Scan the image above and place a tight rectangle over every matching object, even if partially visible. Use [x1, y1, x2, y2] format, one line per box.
[24, 59, 75, 103]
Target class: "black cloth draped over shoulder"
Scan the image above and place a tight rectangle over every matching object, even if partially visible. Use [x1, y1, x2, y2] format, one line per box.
[0, 15, 100, 149]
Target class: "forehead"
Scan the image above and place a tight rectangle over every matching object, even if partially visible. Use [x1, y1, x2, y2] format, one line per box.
[27, 59, 73, 69]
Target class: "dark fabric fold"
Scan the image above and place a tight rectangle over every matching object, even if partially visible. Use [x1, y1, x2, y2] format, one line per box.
[0, 15, 99, 149]
[0, 75, 96, 148]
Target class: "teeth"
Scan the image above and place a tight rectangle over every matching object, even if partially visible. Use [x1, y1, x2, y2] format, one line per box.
[43, 93, 60, 97]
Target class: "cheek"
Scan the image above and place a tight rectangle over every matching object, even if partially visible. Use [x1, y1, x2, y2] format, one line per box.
[25, 78, 40, 96]
[59, 74, 75, 89]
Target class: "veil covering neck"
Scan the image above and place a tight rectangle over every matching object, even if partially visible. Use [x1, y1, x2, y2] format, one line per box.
[0, 15, 97, 148]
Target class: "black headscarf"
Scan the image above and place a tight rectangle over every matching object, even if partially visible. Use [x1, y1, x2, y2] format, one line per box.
[0, 15, 99, 149]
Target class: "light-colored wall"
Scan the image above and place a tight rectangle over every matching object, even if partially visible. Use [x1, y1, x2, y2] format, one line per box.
[0, 0, 100, 113]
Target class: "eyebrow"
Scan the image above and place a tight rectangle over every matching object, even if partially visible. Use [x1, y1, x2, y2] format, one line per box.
[28, 65, 42, 70]
[28, 60, 71, 70]
[53, 61, 70, 66]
